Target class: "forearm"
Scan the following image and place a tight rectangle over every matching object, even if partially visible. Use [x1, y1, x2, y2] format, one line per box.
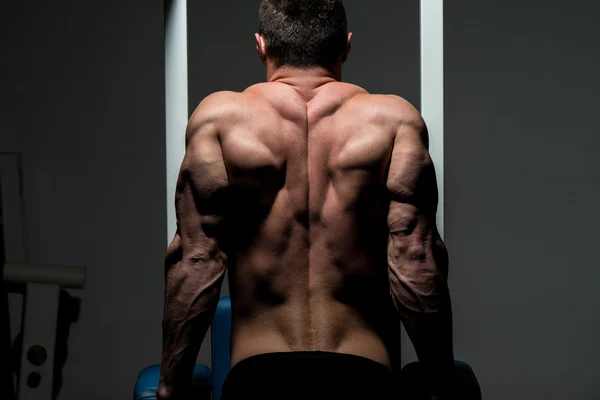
[392, 283, 454, 393]
[400, 290, 454, 374]
[387, 216, 454, 388]
[158, 264, 224, 400]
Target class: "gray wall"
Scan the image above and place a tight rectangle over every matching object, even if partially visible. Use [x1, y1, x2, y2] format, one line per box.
[446, 1, 600, 398]
[187, 0, 420, 110]
[1, 2, 165, 399]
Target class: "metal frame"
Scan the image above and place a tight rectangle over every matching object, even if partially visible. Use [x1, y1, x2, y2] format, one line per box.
[164, 0, 188, 245]
[1, 154, 87, 400]
[5, 265, 86, 400]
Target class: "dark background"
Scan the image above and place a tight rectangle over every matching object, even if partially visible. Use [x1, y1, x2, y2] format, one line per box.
[1, 1, 599, 398]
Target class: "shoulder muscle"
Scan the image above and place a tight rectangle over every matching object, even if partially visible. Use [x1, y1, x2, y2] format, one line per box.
[385, 97, 436, 210]
[186, 91, 243, 145]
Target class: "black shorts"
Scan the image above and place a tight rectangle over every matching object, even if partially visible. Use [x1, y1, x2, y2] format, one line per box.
[220, 351, 397, 400]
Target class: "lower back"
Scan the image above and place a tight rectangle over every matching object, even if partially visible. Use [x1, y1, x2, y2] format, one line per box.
[229, 292, 395, 369]
[223, 81, 398, 369]
[227, 215, 395, 369]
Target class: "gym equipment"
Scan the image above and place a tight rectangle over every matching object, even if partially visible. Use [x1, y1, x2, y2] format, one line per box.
[401, 361, 482, 399]
[1, 153, 87, 400]
[134, 364, 211, 400]
[133, 296, 481, 400]
[4, 263, 86, 400]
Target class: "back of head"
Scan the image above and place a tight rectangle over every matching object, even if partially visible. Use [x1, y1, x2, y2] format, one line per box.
[258, 0, 348, 68]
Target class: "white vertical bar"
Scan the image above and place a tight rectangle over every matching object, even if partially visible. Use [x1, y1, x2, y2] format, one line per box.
[165, 0, 188, 243]
[165, 0, 214, 370]
[402, 0, 445, 368]
[421, 0, 444, 239]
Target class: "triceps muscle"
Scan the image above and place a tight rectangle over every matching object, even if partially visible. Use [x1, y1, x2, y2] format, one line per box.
[164, 166, 228, 323]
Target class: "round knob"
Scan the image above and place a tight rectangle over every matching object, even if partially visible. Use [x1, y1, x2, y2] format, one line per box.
[27, 345, 47, 366]
[27, 372, 41, 388]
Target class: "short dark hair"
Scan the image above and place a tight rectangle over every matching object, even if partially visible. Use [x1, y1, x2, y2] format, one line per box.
[258, 0, 348, 68]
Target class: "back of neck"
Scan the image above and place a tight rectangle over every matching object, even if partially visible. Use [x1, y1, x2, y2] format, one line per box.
[267, 64, 342, 102]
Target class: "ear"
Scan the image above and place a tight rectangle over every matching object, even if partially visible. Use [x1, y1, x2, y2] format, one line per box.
[343, 32, 353, 63]
[255, 33, 267, 65]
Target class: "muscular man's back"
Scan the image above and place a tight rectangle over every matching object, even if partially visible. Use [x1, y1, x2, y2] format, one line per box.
[213, 81, 401, 368]
[159, 3, 453, 398]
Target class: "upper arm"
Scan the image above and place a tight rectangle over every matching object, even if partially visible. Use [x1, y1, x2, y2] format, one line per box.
[385, 99, 448, 311]
[385, 97, 438, 219]
[167, 93, 234, 270]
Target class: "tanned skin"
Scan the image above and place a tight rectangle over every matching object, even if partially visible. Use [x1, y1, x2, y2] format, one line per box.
[158, 32, 453, 399]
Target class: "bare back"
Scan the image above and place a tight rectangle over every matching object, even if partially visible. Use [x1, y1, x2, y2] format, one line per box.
[160, 77, 450, 397]
[212, 82, 405, 368]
